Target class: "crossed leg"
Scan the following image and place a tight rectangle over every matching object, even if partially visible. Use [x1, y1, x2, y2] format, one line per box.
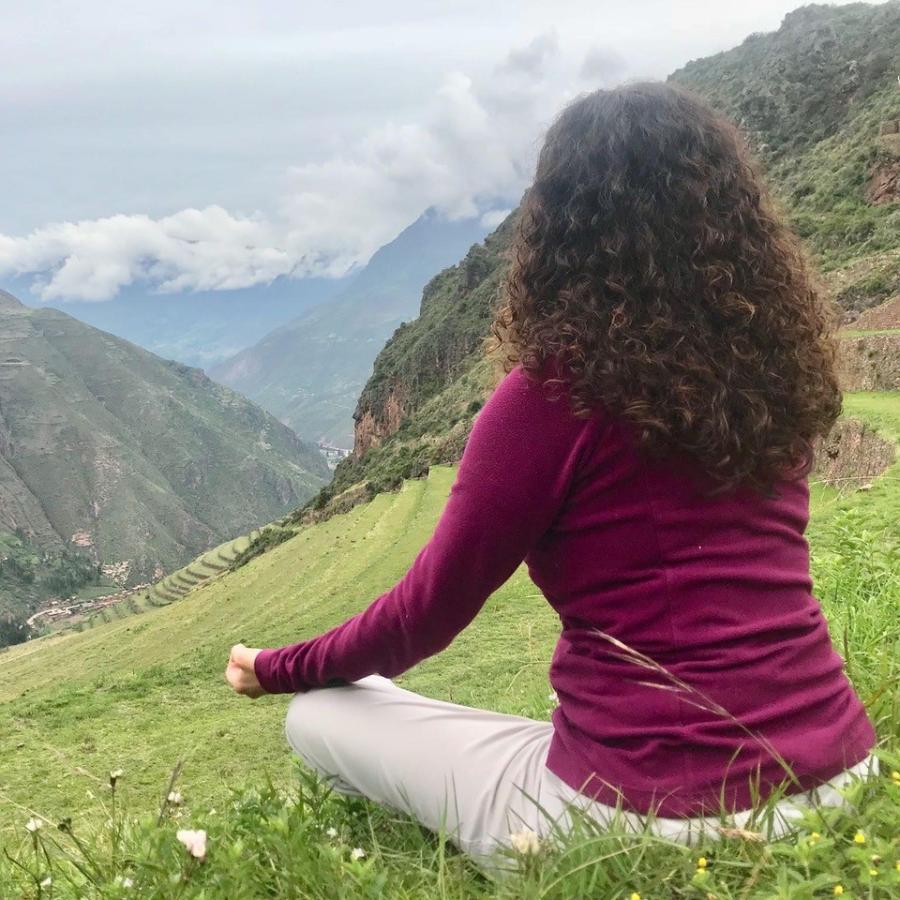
[283, 674, 597, 868]
[283, 673, 881, 870]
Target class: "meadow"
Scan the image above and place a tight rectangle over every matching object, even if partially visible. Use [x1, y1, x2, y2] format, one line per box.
[0, 392, 897, 898]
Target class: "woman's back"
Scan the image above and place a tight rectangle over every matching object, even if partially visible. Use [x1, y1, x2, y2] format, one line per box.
[522, 372, 875, 815]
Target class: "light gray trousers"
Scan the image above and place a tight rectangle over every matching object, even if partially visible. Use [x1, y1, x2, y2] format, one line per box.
[284, 674, 877, 870]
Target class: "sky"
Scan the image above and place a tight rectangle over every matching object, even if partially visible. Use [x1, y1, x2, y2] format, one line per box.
[0, 0, 849, 302]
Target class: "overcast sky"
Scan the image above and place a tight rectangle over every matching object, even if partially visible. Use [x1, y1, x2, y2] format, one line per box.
[0, 0, 849, 301]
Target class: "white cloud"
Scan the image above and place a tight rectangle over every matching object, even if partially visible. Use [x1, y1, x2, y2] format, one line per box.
[0, 30, 628, 301]
[0, 208, 293, 301]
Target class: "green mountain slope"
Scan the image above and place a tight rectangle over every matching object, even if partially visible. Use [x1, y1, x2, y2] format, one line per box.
[671, 1, 900, 279]
[0, 393, 896, 856]
[0, 289, 329, 618]
[209, 209, 491, 447]
[321, 3, 899, 500]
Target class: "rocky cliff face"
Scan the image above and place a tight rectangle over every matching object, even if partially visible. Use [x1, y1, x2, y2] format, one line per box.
[350, 213, 517, 458]
[867, 126, 900, 205]
[813, 416, 896, 488]
[354, 389, 409, 458]
[838, 333, 900, 391]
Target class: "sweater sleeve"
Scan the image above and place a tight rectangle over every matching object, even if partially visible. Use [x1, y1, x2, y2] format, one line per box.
[253, 365, 598, 694]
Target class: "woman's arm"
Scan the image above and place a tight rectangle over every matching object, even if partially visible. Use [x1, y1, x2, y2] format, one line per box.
[250, 365, 599, 695]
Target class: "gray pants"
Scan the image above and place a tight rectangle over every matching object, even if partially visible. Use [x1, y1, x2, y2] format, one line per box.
[284, 674, 877, 869]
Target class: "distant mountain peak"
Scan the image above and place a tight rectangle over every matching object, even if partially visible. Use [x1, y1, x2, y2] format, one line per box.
[211, 208, 492, 446]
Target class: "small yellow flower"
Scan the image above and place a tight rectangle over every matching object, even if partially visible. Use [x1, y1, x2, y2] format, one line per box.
[630, 894, 641, 900]
[809, 831, 821, 844]
[853, 830, 866, 844]
[890, 770, 900, 784]
[869, 868, 878, 876]
[833, 886, 844, 896]
[697, 856, 708, 869]
[895, 860, 900, 872]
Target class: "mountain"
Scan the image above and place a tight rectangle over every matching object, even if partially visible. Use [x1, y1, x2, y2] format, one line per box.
[670, 1, 900, 302]
[10, 274, 349, 370]
[311, 2, 900, 509]
[210, 209, 493, 447]
[0, 289, 329, 620]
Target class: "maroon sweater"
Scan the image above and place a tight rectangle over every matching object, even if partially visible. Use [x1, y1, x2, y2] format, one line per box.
[255, 365, 875, 816]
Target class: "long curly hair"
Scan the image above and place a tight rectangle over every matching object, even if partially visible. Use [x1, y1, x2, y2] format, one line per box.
[493, 81, 841, 494]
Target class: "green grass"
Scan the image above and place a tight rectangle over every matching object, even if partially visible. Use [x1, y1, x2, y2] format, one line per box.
[0, 394, 898, 898]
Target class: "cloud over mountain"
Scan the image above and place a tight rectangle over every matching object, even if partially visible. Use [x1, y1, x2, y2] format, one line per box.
[0, 32, 617, 301]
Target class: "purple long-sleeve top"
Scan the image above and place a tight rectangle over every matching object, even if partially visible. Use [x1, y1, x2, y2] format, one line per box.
[255, 364, 875, 817]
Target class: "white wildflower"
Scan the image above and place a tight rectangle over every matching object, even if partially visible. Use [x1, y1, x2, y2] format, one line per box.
[326, 826, 339, 838]
[25, 818, 42, 833]
[176, 828, 208, 860]
[122, 877, 134, 889]
[40, 877, 52, 887]
[509, 828, 541, 855]
[110, 769, 124, 781]
[167, 790, 184, 805]
[350, 847, 366, 861]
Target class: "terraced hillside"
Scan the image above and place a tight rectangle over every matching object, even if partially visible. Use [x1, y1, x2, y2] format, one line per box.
[67, 530, 266, 632]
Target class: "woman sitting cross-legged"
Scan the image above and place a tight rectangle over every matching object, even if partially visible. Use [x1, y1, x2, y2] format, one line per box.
[225, 81, 877, 870]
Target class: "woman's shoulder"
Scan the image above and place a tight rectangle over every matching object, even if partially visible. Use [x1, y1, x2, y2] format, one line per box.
[492, 361, 567, 407]
[489, 361, 608, 432]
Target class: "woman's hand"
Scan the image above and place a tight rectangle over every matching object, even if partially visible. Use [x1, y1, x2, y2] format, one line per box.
[225, 643, 266, 698]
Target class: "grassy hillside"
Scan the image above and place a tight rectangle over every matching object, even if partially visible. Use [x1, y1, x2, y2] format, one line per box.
[671, 1, 900, 290]
[0, 393, 896, 896]
[0, 290, 329, 624]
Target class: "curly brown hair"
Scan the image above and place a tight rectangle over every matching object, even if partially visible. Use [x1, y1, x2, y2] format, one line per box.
[493, 81, 841, 494]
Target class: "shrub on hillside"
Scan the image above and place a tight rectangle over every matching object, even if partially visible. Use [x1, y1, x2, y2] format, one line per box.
[0, 612, 29, 648]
